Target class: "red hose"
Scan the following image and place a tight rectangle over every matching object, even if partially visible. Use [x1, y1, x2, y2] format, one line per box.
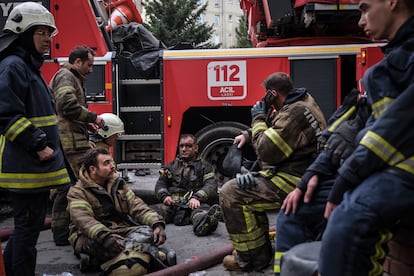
[146, 243, 234, 276]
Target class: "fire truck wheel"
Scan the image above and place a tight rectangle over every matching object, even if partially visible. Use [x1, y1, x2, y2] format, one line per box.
[195, 121, 252, 187]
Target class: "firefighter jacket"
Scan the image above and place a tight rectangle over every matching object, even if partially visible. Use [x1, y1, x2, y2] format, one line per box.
[155, 154, 217, 203]
[49, 63, 97, 156]
[0, 46, 70, 192]
[329, 16, 414, 204]
[251, 88, 327, 187]
[67, 167, 165, 251]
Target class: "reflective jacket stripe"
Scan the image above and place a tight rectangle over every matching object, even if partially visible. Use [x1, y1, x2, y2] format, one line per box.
[261, 170, 300, 194]
[203, 171, 214, 182]
[264, 128, 293, 158]
[252, 121, 267, 134]
[327, 106, 356, 132]
[0, 168, 70, 189]
[30, 115, 58, 127]
[69, 200, 93, 213]
[4, 117, 31, 141]
[371, 97, 394, 119]
[361, 131, 414, 175]
[360, 131, 404, 166]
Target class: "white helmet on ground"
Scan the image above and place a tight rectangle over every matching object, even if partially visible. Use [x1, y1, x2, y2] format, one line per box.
[98, 113, 124, 138]
[3, 2, 57, 35]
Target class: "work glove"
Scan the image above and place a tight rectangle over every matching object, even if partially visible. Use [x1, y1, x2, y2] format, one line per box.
[325, 120, 359, 167]
[251, 100, 268, 119]
[236, 171, 258, 190]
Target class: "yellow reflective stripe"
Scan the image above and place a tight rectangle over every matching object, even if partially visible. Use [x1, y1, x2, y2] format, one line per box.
[89, 223, 107, 238]
[360, 131, 404, 166]
[203, 172, 214, 181]
[4, 117, 31, 141]
[0, 168, 70, 189]
[252, 121, 267, 135]
[126, 190, 135, 201]
[232, 234, 267, 252]
[228, 223, 266, 243]
[368, 229, 392, 276]
[0, 136, 5, 172]
[396, 156, 414, 175]
[327, 106, 356, 132]
[195, 190, 208, 198]
[54, 85, 76, 98]
[69, 200, 93, 213]
[264, 128, 293, 158]
[274, 251, 284, 273]
[269, 172, 300, 195]
[244, 202, 279, 232]
[30, 115, 58, 127]
[371, 97, 393, 119]
[141, 212, 155, 225]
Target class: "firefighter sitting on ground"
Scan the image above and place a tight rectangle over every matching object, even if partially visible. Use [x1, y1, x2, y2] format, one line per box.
[89, 113, 125, 149]
[219, 72, 327, 272]
[67, 147, 170, 274]
[151, 134, 221, 236]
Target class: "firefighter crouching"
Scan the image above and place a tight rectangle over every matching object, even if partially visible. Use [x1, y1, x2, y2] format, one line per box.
[67, 148, 171, 275]
[151, 134, 222, 237]
[219, 72, 327, 272]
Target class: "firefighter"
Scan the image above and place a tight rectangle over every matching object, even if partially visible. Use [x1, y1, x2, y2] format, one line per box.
[274, 90, 371, 275]
[151, 134, 221, 236]
[318, 1, 414, 275]
[49, 45, 105, 245]
[0, 2, 71, 275]
[89, 113, 125, 149]
[219, 72, 327, 272]
[67, 147, 167, 274]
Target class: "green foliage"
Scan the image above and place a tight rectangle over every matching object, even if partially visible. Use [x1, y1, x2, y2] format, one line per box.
[144, 0, 219, 48]
[234, 16, 252, 48]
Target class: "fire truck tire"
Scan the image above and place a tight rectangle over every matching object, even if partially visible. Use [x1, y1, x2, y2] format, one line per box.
[195, 121, 250, 186]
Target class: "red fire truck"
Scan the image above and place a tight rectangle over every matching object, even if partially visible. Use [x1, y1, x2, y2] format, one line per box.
[0, 0, 384, 185]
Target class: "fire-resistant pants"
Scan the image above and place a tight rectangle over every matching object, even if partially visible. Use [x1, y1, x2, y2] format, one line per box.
[3, 191, 49, 276]
[319, 170, 414, 276]
[274, 178, 333, 274]
[219, 175, 287, 271]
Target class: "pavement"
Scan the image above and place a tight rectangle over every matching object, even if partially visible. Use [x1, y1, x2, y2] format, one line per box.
[0, 170, 276, 276]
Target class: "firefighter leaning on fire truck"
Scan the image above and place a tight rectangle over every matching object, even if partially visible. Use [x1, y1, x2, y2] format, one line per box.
[151, 134, 221, 236]
[318, 5, 414, 274]
[219, 72, 327, 272]
[49, 45, 105, 246]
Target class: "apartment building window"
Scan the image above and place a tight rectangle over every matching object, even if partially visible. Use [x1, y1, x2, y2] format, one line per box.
[228, 15, 233, 22]
[214, 0, 220, 7]
[214, 15, 220, 26]
[228, 0, 233, 3]
[197, 0, 206, 4]
[198, 14, 205, 23]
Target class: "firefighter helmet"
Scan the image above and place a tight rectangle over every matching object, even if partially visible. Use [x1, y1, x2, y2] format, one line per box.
[3, 2, 57, 35]
[98, 113, 125, 138]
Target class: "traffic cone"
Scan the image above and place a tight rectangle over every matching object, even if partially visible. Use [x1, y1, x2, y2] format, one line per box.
[0, 242, 5, 276]
[106, 0, 143, 32]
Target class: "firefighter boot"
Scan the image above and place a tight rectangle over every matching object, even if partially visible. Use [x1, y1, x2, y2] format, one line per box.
[223, 251, 251, 272]
[193, 204, 221, 236]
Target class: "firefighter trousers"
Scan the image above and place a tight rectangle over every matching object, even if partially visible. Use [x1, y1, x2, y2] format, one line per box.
[219, 176, 287, 271]
[3, 191, 49, 276]
[274, 178, 333, 274]
[319, 170, 414, 276]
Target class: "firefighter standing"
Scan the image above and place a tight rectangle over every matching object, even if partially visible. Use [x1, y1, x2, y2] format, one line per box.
[49, 45, 105, 245]
[318, 1, 414, 275]
[151, 134, 221, 236]
[67, 148, 166, 274]
[0, 2, 71, 275]
[219, 72, 326, 272]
